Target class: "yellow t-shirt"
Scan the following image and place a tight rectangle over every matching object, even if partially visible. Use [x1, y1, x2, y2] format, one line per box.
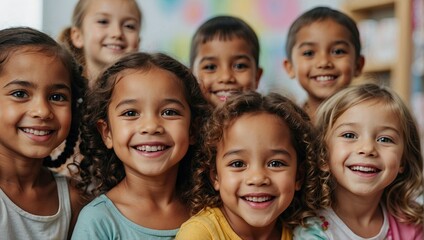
[176, 207, 292, 240]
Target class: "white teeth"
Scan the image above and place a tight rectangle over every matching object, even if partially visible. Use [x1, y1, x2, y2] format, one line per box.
[350, 166, 378, 173]
[105, 44, 124, 50]
[315, 76, 335, 81]
[136, 145, 166, 152]
[215, 90, 238, 97]
[244, 196, 271, 202]
[22, 128, 51, 136]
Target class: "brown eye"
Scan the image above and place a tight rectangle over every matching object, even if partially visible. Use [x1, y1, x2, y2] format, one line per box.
[229, 161, 245, 168]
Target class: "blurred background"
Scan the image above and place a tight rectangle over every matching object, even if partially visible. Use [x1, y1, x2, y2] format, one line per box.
[1, 0, 423, 145]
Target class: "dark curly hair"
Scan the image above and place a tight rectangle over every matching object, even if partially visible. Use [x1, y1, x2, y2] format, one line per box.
[78, 52, 211, 201]
[0, 27, 87, 169]
[189, 91, 325, 228]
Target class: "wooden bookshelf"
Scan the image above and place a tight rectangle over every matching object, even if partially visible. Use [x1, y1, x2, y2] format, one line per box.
[343, 0, 412, 105]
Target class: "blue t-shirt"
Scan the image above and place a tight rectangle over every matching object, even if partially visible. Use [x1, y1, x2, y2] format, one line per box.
[71, 194, 178, 239]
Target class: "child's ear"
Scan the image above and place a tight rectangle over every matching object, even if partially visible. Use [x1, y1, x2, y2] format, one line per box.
[209, 169, 220, 191]
[97, 119, 113, 149]
[70, 27, 84, 49]
[283, 59, 296, 79]
[254, 67, 263, 89]
[354, 55, 365, 77]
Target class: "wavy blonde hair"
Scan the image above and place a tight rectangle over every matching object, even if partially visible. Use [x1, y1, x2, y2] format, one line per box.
[315, 83, 424, 225]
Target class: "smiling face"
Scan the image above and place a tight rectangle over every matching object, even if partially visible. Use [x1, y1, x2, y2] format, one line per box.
[71, 0, 141, 79]
[212, 112, 300, 233]
[192, 36, 262, 107]
[326, 100, 404, 200]
[0, 49, 72, 161]
[284, 19, 364, 104]
[97, 67, 192, 178]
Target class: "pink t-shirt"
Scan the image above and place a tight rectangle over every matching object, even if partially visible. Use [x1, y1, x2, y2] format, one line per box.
[387, 213, 423, 240]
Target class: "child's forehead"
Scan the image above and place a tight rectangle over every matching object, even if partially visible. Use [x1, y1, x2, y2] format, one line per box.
[203, 33, 249, 44]
[3, 47, 67, 71]
[199, 35, 256, 58]
[114, 67, 183, 90]
[331, 100, 402, 130]
[0, 48, 72, 87]
[85, 0, 141, 21]
[293, 19, 355, 49]
[225, 112, 289, 133]
[299, 18, 350, 36]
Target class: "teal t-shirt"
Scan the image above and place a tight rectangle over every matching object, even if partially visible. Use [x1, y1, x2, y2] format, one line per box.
[71, 194, 178, 240]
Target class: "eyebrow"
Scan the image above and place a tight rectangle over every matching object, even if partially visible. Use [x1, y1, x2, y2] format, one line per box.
[297, 40, 350, 49]
[3, 79, 35, 89]
[333, 122, 401, 135]
[94, 12, 139, 21]
[222, 148, 292, 159]
[3, 79, 71, 92]
[115, 98, 187, 110]
[198, 54, 252, 64]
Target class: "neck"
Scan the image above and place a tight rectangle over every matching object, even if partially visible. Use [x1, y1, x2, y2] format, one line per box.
[332, 188, 384, 237]
[221, 207, 281, 240]
[0, 153, 46, 189]
[111, 165, 180, 203]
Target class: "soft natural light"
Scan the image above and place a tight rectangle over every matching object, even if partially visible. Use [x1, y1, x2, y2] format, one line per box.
[0, 0, 42, 30]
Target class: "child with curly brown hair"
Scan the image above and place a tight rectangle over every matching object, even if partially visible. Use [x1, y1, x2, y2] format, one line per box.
[71, 52, 211, 239]
[176, 91, 324, 240]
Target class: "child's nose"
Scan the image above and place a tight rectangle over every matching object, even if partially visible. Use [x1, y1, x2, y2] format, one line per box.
[357, 138, 378, 157]
[245, 167, 271, 186]
[28, 98, 54, 120]
[139, 115, 164, 135]
[316, 53, 333, 69]
[110, 23, 123, 38]
[218, 66, 236, 83]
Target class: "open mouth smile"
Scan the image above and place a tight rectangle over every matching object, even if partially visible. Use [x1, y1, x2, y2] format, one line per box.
[20, 128, 52, 136]
[135, 145, 168, 152]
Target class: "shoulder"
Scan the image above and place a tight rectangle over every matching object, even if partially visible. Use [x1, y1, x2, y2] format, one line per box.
[68, 178, 89, 213]
[176, 208, 233, 240]
[177, 208, 216, 238]
[70, 195, 115, 239]
[293, 216, 329, 240]
[387, 213, 424, 240]
[74, 195, 116, 227]
[65, 177, 91, 237]
[79, 194, 113, 216]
